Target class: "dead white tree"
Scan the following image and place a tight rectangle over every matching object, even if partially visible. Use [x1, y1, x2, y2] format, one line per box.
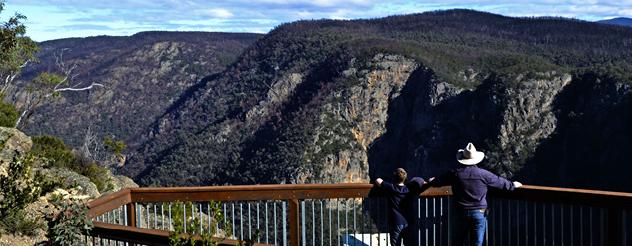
[14, 48, 104, 128]
[1, 60, 29, 95]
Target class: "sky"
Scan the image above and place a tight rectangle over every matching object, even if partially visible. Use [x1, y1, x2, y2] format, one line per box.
[2, 0, 631, 42]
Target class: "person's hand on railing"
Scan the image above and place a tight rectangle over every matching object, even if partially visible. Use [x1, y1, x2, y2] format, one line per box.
[375, 178, 384, 186]
[513, 181, 523, 188]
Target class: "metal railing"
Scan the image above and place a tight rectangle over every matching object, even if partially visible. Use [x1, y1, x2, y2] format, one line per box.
[85, 184, 632, 246]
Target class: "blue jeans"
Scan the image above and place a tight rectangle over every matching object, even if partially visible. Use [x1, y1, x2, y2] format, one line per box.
[454, 209, 486, 246]
[390, 224, 407, 246]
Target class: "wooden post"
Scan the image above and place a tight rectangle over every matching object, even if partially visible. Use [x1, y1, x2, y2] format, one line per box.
[289, 199, 300, 246]
[126, 202, 137, 246]
[126, 202, 136, 228]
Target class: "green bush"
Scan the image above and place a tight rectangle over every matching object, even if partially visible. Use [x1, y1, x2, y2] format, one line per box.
[103, 136, 126, 156]
[32, 135, 112, 192]
[44, 199, 93, 246]
[169, 201, 231, 246]
[0, 102, 18, 127]
[71, 155, 112, 192]
[31, 135, 75, 168]
[0, 154, 46, 236]
[0, 208, 43, 236]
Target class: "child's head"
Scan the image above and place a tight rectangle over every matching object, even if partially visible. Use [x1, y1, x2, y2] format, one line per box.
[392, 168, 407, 184]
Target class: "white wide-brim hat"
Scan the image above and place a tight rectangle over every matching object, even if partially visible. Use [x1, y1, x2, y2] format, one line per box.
[456, 142, 485, 165]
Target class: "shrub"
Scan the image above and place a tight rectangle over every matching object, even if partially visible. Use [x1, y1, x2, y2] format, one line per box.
[69, 153, 112, 192]
[31, 135, 75, 168]
[32, 135, 112, 192]
[44, 198, 93, 246]
[0, 102, 18, 127]
[168, 201, 231, 246]
[0, 154, 47, 236]
[0, 208, 43, 236]
[103, 136, 126, 156]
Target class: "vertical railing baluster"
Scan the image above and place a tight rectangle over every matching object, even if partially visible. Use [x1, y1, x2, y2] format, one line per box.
[265, 201, 269, 244]
[432, 197, 436, 246]
[345, 199, 349, 246]
[561, 204, 564, 245]
[282, 201, 287, 246]
[425, 198, 429, 246]
[531, 201, 535, 246]
[439, 197, 443, 246]
[257, 202, 261, 243]
[508, 199, 512, 246]
[123, 204, 128, 227]
[301, 200, 306, 246]
[232, 202, 236, 239]
[274, 201, 278, 246]
[311, 200, 315, 246]
[589, 207, 593, 246]
[223, 203, 227, 236]
[154, 204, 158, 229]
[248, 202, 252, 240]
[240, 202, 244, 240]
[199, 203, 203, 234]
[377, 198, 380, 246]
[337, 198, 341, 246]
[207, 202, 211, 235]
[191, 203, 195, 234]
[416, 197, 420, 246]
[168, 202, 172, 231]
[183, 203, 187, 233]
[320, 200, 324, 246]
[580, 206, 584, 246]
[161, 203, 165, 230]
[353, 198, 357, 246]
[552, 203, 556, 246]
[570, 205, 574, 246]
[524, 201, 528, 246]
[147, 203, 151, 229]
[329, 199, 332, 246]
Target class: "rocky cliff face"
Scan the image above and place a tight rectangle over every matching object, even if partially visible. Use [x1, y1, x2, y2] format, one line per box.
[119, 11, 632, 192]
[15, 32, 260, 151]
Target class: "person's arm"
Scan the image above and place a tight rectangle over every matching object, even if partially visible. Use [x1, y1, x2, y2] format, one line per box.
[375, 179, 399, 193]
[482, 169, 521, 190]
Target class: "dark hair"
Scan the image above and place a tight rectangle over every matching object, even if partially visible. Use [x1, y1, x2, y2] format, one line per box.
[392, 168, 407, 184]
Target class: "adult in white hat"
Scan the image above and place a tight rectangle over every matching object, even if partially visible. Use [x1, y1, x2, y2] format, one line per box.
[429, 142, 522, 246]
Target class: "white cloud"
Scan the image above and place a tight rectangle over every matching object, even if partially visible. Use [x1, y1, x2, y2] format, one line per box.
[198, 8, 234, 18]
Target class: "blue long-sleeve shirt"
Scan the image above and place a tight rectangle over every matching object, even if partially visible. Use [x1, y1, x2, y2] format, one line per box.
[379, 181, 410, 226]
[431, 165, 515, 210]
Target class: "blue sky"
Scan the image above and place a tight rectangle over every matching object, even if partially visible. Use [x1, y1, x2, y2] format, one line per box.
[3, 0, 631, 41]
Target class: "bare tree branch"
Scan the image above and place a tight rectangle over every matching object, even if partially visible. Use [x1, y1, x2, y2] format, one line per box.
[53, 82, 104, 93]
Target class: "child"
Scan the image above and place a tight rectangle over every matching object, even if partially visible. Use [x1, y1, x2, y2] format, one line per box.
[375, 168, 425, 246]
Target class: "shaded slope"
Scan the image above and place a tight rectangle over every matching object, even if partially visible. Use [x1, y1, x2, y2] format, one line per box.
[16, 31, 261, 151]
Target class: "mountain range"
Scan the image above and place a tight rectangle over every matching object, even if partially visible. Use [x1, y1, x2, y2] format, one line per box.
[19, 10, 632, 192]
[598, 17, 632, 27]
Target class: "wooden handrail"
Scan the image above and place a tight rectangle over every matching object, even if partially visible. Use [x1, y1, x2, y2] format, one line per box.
[492, 184, 632, 209]
[87, 188, 131, 218]
[129, 183, 452, 203]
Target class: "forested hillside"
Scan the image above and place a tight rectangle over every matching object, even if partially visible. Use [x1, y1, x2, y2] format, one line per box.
[14, 31, 261, 151]
[120, 10, 632, 191]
